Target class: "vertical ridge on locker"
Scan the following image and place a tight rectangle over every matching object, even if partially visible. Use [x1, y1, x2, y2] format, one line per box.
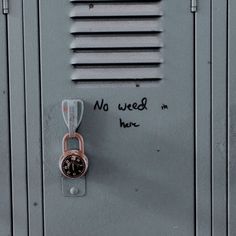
[69, 0, 164, 81]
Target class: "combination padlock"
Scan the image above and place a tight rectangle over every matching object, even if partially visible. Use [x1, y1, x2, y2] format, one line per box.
[59, 133, 88, 179]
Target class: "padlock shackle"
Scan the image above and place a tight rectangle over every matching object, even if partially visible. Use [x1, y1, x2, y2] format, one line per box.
[62, 132, 84, 154]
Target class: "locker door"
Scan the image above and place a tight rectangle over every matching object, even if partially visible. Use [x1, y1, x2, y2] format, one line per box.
[0, 12, 12, 236]
[39, 1, 195, 235]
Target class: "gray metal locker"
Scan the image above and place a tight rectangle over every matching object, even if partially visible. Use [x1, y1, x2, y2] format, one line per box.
[1, 0, 234, 235]
[0, 10, 11, 236]
[39, 1, 196, 235]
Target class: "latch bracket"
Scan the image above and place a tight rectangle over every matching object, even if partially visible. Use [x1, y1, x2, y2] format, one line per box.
[2, 0, 9, 14]
[191, 0, 197, 13]
[61, 176, 86, 197]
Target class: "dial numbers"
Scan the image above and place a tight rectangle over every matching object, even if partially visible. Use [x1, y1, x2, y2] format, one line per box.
[61, 155, 86, 178]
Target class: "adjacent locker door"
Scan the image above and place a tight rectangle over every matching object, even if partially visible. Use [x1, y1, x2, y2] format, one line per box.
[229, 0, 236, 234]
[0, 12, 12, 236]
[39, 1, 195, 235]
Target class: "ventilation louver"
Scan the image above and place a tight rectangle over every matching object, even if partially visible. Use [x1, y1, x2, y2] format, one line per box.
[70, 0, 164, 81]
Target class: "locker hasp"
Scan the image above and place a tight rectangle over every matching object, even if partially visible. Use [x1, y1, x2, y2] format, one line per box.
[62, 99, 84, 137]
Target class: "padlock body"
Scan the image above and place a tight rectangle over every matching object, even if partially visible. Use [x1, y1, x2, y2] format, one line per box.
[59, 150, 88, 179]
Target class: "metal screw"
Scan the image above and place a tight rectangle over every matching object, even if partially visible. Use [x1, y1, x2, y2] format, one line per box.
[70, 187, 79, 195]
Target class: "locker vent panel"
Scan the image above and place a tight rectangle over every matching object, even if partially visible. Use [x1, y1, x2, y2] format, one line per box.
[69, 0, 164, 81]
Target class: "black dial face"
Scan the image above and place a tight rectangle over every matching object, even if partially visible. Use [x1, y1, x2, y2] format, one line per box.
[61, 155, 86, 178]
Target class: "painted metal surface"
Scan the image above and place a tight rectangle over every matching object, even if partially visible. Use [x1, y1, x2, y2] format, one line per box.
[38, 0, 195, 235]
[229, 0, 236, 235]
[7, 0, 29, 233]
[194, 0, 212, 234]
[69, 1, 163, 81]
[0, 12, 11, 236]
[212, 0, 228, 235]
[7, 0, 231, 235]
[23, 0, 44, 234]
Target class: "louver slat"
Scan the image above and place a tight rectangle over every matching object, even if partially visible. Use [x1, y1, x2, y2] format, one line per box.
[70, 19, 163, 34]
[70, 34, 163, 49]
[70, 2, 163, 17]
[70, 0, 161, 2]
[71, 66, 164, 81]
[71, 51, 163, 65]
[69, 1, 164, 81]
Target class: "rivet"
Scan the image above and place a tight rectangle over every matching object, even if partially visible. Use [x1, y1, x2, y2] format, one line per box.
[70, 186, 79, 195]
